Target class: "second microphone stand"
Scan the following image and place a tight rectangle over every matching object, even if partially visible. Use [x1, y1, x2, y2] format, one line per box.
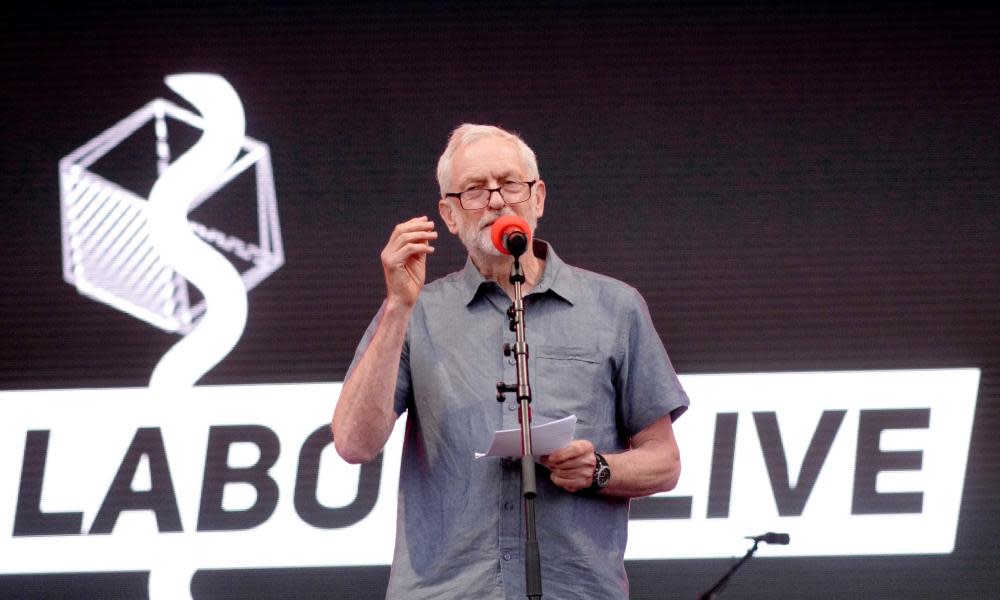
[697, 538, 761, 600]
[495, 254, 543, 600]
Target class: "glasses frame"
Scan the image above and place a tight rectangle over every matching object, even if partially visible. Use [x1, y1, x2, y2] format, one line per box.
[445, 180, 537, 210]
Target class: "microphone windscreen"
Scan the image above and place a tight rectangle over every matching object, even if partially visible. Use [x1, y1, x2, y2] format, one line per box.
[490, 215, 532, 256]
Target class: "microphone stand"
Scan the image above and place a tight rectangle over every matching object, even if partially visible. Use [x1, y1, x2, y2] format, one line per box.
[696, 539, 761, 600]
[495, 252, 542, 600]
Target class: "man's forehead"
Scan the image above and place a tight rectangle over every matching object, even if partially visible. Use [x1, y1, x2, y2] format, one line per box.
[451, 136, 526, 184]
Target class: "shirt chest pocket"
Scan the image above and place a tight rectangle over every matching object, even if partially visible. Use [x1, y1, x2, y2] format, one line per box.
[530, 344, 615, 430]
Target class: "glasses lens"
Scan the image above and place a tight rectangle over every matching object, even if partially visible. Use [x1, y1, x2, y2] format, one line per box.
[460, 189, 489, 209]
[501, 182, 530, 204]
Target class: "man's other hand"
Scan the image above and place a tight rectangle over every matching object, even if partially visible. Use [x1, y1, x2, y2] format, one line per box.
[540, 439, 597, 493]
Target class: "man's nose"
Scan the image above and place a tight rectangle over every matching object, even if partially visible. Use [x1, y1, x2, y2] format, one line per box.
[486, 189, 506, 210]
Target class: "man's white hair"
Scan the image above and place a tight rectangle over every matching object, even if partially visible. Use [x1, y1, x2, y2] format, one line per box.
[436, 124, 540, 197]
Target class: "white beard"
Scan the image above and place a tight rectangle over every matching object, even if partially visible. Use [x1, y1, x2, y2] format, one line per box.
[457, 210, 537, 261]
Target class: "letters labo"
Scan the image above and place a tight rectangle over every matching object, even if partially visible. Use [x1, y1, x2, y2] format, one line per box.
[13, 424, 382, 536]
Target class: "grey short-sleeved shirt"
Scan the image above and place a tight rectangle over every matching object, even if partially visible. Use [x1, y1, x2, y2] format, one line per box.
[347, 241, 688, 599]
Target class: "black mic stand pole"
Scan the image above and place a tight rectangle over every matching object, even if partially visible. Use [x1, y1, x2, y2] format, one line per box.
[496, 252, 542, 600]
[696, 539, 761, 600]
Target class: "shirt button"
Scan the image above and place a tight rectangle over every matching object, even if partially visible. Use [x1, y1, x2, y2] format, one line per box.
[503, 552, 512, 561]
[507, 402, 517, 411]
[508, 358, 516, 366]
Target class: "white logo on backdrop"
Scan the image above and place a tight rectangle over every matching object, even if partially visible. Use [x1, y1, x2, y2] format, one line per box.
[55, 73, 290, 598]
[59, 73, 284, 388]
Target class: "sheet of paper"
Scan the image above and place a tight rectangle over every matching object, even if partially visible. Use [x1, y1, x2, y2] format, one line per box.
[474, 414, 577, 459]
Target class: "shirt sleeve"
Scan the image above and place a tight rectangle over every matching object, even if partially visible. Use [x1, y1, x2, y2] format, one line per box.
[615, 287, 689, 436]
[344, 300, 413, 416]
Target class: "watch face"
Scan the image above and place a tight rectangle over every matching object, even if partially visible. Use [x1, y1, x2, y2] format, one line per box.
[591, 452, 611, 491]
[596, 466, 611, 487]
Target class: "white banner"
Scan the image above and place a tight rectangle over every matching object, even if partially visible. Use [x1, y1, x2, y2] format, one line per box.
[0, 368, 980, 586]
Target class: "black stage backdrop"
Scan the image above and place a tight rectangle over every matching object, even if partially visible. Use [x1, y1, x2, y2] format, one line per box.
[1, 3, 998, 599]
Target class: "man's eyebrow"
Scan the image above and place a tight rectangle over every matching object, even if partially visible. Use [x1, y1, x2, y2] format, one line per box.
[458, 170, 519, 187]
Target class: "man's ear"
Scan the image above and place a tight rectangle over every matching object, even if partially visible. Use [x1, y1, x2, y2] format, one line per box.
[533, 180, 546, 220]
[438, 197, 460, 234]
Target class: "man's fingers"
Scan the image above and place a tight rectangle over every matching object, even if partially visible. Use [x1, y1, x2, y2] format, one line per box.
[392, 242, 435, 263]
[544, 440, 595, 466]
[391, 229, 438, 250]
[383, 240, 435, 265]
[549, 472, 590, 493]
[382, 221, 438, 267]
[547, 455, 592, 471]
[389, 216, 435, 240]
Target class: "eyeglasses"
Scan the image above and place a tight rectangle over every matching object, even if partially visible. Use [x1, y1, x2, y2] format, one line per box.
[445, 180, 537, 210]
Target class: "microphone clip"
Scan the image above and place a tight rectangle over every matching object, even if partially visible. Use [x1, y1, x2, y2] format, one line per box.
[745, 532, 791, 545]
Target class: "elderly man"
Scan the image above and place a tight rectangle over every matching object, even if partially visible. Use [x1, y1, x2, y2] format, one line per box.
[332, 124, 688, 599]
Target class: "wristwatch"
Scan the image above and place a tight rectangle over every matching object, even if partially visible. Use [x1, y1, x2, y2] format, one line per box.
[588, 452, 611, 492]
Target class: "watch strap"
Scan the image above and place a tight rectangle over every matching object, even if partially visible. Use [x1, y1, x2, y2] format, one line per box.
[588, 451, 610, 492]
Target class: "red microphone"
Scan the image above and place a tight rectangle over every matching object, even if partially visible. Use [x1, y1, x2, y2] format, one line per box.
[490, 215, 531, 257]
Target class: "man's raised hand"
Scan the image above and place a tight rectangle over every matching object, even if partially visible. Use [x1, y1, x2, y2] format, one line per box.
[381, 216, 437, 309]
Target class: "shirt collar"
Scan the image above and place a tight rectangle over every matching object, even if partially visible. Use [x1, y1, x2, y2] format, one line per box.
[458, 239, 579, 306]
